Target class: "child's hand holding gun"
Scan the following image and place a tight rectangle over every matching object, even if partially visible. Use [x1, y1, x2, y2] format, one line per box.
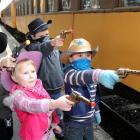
[51, 29, 73, 47]
[12, 40, 30, 58]
[3, 40, 31, 71]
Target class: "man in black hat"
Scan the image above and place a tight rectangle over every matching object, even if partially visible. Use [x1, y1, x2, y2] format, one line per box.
[0, 32, 16, 140]
[25, 18, 65, 139]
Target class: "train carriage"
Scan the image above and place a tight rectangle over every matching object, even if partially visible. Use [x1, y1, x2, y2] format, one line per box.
[1, 0, 140, 91]
[1, 0, 140, 139]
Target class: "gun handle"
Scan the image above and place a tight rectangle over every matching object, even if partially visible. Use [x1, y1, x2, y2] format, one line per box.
[12, 47, 19, 58]
[60, 29, 73, 39]
[66, 94, 79, 104]
[117, 68, 129, 78]
[60, 31, 66, 39]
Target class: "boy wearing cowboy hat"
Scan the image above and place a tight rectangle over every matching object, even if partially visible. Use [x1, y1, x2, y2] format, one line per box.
[1, 51, 74, 140]
[61, 38, 120, 140]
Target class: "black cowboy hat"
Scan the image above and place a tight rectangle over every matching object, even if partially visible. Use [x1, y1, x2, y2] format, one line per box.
[0, 32, 7, 53]
[28, 18, 52, 35]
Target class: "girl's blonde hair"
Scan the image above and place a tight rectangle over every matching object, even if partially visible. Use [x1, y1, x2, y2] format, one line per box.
[11, 59, 36, 75]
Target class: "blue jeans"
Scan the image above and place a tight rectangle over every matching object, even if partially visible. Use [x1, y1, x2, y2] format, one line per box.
[64, 125, 94, 140]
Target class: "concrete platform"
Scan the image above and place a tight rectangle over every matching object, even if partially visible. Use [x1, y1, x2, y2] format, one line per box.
[94, 125, 113, 140]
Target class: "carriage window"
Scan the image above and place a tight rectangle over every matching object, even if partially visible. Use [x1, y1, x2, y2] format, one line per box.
[37, 0, 40, 13]
[16, 8, 18, 16]
[23, 3, 26, 15]
[16, 5, 20, 16]
[81, 0, 100, 10]
[62, 0, 71, 10]
[10, 0, 140, 17]
[31, 0, 34, 14]
[123, 0, 140, 6]
[45, 0, 48, 12]
[61, 0, 81, 11]
[48, 0, 61, 12]
[19, 5, 22, 16]
[27, 0, 29, 15]
[48, 0, 55, 12]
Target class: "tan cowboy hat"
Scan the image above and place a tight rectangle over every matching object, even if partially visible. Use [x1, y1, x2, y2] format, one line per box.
[1, 51, 42, 91]
[61, 38, 99, 64]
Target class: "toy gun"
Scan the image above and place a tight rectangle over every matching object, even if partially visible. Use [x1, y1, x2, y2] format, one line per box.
[68, 89, 96, 107]
[117, 68, 140, 78]
[4, 40, 30, 71]
[60, 29, 73, 39]
[12, 40, 30, 58]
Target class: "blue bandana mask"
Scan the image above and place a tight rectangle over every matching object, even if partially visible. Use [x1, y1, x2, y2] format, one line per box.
[71, 58, 91, 70]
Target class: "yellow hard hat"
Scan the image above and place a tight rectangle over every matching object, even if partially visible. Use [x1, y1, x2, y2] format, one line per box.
[61, 38, 99, 64]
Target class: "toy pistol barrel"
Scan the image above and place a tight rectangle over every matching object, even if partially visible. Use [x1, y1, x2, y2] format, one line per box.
[60, 29, 73, 39]
[125, 69, 140, 74]
[12, 40, 30, 58]
[70, 90, 96, 107]
[117, 68, 140, 78]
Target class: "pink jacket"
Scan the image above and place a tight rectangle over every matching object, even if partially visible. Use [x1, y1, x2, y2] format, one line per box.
[11, 79, 59, 140]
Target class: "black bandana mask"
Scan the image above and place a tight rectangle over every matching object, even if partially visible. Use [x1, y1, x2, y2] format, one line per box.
[36, 35, 49, 42]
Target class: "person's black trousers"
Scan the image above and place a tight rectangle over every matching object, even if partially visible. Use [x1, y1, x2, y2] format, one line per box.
[0, 117, 13, 140]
